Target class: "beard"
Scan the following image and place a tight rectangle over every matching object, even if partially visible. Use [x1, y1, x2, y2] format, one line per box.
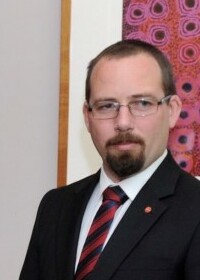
[105, 133, 145, 179]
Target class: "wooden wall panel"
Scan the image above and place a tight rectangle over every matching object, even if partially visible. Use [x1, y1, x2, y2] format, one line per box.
[57, 0, 71, 187]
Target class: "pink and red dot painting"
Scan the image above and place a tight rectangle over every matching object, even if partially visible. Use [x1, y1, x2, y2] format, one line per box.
[123, 0, 200, 175]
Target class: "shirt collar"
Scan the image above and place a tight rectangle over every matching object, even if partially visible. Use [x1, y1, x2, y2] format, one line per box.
[99, 150, 168, 201]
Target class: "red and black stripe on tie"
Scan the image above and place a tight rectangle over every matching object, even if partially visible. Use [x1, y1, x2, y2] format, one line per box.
[75, 185, 128, 280]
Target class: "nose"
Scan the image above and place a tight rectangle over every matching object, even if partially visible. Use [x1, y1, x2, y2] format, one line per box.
[114, 105, 134, 132]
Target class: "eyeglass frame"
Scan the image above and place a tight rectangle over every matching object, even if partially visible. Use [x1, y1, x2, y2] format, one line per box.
[87, 94, 173, 119]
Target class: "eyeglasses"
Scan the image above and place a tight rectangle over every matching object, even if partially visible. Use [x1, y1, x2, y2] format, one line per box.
[88, 95, 172, 119]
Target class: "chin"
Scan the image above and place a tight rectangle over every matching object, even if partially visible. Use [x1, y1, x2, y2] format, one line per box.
[106, 151, 145, 178]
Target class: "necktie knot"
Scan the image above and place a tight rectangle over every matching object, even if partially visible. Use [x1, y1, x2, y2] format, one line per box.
[103, 185, 128, 205]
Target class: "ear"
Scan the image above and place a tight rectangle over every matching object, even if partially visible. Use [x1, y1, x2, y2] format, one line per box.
[168, 95, 182, 128]
[83, 101, 91, 132]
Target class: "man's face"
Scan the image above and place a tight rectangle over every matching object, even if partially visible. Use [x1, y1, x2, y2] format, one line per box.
[83, 54, 181, 182]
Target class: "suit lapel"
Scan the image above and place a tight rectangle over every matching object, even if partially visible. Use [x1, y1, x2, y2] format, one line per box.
[56, 172, 100, 280]
[89, 154, 181, 280]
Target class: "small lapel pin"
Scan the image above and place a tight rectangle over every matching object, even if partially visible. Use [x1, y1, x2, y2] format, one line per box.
[144, 206, 152, 214]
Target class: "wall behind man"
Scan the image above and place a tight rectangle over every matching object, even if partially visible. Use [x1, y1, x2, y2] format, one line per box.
[0, 1, 61, 279]
[68, 0, 123, 184]
[0, 0, 122, 279]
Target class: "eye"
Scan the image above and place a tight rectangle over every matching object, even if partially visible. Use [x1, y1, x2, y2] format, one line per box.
[140, 100, 153, 107]
[130, 99, 155, 110]
[95, 102, 117, 111]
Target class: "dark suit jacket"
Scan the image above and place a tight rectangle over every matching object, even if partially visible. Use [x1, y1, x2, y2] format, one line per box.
[19, 153, 200, 280]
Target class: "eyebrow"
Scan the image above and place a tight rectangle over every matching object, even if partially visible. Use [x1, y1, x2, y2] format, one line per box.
[92, 93, 157, 103]
[92, 98, 118, 103]
[129, 93, 156, 99]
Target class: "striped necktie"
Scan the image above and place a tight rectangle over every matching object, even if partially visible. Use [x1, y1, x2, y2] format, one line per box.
[75, 185, 128, 280]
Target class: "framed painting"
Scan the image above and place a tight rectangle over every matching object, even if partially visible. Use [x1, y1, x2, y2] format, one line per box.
[123, 0, 200, 176]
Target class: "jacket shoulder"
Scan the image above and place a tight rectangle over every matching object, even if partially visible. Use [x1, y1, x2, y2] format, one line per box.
[40, 171, 100, 205]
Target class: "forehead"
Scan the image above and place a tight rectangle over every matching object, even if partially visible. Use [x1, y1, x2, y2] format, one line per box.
[90, 54, 163, 100]
[91, 53, 162, 75]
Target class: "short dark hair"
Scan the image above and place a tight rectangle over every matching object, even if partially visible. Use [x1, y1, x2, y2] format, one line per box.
[85, 39, 176, 102]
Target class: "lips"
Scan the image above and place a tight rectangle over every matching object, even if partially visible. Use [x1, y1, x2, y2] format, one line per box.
[106, 134, 144, 153]
[113, 142, 137, 151]
[106, 133, 144, 148]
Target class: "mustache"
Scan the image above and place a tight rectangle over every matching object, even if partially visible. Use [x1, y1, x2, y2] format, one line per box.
[106, 133, 144, 147]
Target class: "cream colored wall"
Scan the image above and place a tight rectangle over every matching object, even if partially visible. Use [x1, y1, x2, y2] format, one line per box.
[0, 1, 61, 279]
[68, 0, 123, 184]
[0, 1, 123, 279]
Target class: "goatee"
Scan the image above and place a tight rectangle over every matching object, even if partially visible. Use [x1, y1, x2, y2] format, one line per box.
[106, 133, 145, 179]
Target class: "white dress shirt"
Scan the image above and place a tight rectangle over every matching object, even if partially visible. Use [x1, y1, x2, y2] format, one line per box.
[75, 150, 167, 269]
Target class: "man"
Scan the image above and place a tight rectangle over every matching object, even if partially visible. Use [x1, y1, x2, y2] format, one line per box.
[19, 40, 200, 280]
